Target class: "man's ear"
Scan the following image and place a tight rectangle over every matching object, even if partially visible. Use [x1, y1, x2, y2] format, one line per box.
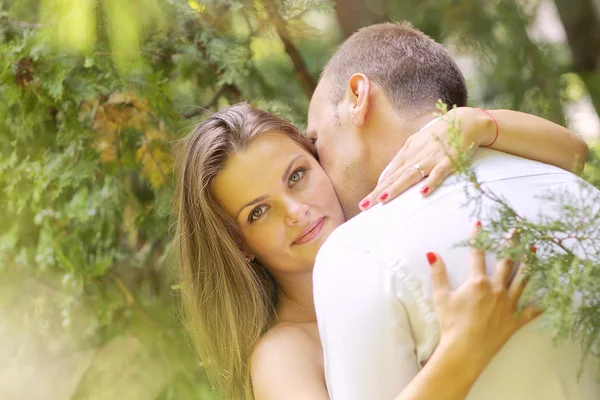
[346, 73, 372, 127]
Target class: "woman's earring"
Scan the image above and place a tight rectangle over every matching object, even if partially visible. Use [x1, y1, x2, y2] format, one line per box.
[245, 256, 255, 263]
[352, 114, 357, 125]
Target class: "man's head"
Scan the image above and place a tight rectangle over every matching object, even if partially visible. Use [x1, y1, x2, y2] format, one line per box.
[307, 22, 467, 218]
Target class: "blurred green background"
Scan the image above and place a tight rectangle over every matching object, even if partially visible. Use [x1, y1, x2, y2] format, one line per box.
[1, 0, 599, 399]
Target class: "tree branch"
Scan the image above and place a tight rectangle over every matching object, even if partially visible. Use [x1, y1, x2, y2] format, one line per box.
[262, 0, 316, 98]
[139, 131, 168, 186]
[332, 0, 387, 39]
[182, 84, 235, 119]
[553, 0, 600, 115]
[3, 19, 52, 29]
[502, 0, 566, 125]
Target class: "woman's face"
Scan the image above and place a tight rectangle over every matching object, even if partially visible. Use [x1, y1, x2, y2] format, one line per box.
[213, 132, 346, 272]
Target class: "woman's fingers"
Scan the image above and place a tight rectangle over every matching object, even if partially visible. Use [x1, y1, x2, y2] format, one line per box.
[493, 258, 515, 289]
[359, 153, 458, 210]
[492, 229, 519, 287]
[515, 304, 544, 329]
[508, 261, 531, 302]
[378, 152, 408, 184]
[418, 159, 454, 197]
[359, 166, 409, 211]
[359, 160, 429, 210]
[358, 176, 396, 211]
[375, 167, 427, 204]
[469, 221, 487, 277]
[426, 252, 450, 300]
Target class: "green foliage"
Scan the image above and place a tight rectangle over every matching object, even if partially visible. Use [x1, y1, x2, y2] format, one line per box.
[0, 0, 598, 398]
[437, 102, 600, 364]
[583, 142, 600, 188]
[0, 0, 336, 397]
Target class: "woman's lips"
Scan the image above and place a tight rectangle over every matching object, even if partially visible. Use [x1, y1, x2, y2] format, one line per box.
[292, 217, 326, 245]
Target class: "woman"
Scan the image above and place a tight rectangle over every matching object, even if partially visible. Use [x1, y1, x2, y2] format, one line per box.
[174, 103, 587, 399]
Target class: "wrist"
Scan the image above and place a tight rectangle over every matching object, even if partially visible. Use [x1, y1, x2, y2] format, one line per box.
[437, 335, 491, 380]
[476, 108, 499, 147]
[449, 107, 490, 148]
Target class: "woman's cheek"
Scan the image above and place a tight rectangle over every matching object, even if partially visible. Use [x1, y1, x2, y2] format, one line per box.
[246, 220, 282, 256]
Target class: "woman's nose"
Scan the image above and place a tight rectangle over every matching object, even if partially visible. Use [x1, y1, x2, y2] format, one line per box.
[283, 197, 310, 226]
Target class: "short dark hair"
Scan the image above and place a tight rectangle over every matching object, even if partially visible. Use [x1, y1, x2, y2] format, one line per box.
[322, 22, 468, 114]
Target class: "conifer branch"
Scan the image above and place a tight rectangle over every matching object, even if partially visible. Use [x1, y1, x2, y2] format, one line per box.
[436, 101, 600, 359]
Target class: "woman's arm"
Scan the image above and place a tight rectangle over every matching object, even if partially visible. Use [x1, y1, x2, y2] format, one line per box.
[393, 338, 479, 400]
[464, 108, 588, 173]
[360, 107, 589, 209]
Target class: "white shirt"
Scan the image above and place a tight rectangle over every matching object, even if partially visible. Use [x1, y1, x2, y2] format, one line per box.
[313, 149, 600, 400]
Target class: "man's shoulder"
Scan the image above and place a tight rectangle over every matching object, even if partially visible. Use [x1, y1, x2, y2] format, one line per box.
[469, 148, 570, 181]
[321, 205, 393, 254]
[320, 149, 579, 256]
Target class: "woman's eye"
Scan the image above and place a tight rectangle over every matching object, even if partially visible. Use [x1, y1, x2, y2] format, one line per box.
[249, 205, 268, 223]
[288, 168, 306, 186]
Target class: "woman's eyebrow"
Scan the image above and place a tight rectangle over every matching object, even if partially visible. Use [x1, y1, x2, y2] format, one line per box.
[235, 194, 269, 221]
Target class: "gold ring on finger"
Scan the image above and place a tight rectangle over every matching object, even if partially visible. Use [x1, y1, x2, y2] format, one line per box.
[412, 164, 426, 179]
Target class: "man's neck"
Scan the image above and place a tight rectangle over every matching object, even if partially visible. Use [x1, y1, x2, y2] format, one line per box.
[370, 108, 438, 181]
[402, 109, 440, 136]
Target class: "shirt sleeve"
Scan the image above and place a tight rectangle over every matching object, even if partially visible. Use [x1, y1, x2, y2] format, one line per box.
[313, 243, 420, 400]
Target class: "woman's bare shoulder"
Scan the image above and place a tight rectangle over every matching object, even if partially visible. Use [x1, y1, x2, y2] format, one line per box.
[250, 323, 327, 399]
[251, 322, 318, 368]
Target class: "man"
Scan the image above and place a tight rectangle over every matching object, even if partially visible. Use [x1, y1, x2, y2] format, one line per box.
[308, 22, 599, 399]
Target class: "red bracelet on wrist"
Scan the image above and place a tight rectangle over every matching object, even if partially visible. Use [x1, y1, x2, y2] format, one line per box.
[478, 108, 499, 147]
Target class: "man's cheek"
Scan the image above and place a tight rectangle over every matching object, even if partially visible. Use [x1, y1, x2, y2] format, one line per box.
[320, 151, 336, 174]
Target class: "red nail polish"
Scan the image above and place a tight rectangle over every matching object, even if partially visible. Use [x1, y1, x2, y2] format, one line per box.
[531, 245, 537, 253]
[359, 199, 370, 209]
[426, 252, 437, 265]
[378, 192, 389, 201]
[475, 220, 482, 227]
[420, 186, 429, 195]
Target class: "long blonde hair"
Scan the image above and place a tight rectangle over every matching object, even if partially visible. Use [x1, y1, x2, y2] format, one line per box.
[174, 103, 314, 399]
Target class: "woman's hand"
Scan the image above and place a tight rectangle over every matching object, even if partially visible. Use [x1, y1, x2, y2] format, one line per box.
[359, 107, 495, 210]
[427, 222, 541, 372]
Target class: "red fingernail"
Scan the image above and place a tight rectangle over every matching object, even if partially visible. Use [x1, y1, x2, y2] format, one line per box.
[531, 245, 537, 253]
[420, 186, 429, 195]
[359, 199, 370, 209]
[475, 220, 482, 227]
[426, 252, 437, 265]
[378, 192, 389, 201]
